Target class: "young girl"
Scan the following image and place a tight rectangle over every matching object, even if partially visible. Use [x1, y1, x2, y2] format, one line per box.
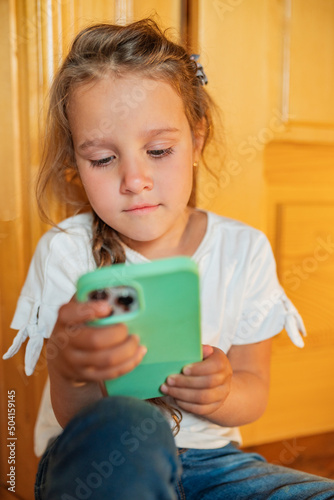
[4, 19, 334, 500]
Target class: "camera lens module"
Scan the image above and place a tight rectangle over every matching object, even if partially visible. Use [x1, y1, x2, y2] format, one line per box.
[88, 289, 109, 301]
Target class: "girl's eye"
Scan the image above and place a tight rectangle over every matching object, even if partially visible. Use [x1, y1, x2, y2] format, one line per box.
[91, 156, 115, 168]
[148, 147, 174, 159]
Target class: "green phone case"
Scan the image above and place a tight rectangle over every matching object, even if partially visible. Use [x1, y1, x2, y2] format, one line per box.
[76, 256, 202, 399]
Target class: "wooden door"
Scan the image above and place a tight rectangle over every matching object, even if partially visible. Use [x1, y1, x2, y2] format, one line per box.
[195, 0, 334, 445]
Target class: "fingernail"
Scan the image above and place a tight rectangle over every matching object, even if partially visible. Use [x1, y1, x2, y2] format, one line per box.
[167, 376, 176, 386]
[140, 345, 147, 356]
[95, 302, 112, 316]
[183, 365, 192, 375]
[160, 384, 168, 393]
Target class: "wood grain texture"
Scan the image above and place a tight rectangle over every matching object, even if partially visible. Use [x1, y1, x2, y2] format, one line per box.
[243, 431, 334, 479]
[289, 0, 334, 126]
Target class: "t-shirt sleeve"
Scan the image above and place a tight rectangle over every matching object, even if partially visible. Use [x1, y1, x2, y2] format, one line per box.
[3, 223, 94, 376]
[233, 232, 306, 347]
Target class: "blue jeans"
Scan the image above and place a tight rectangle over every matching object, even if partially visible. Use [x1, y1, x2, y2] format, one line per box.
[35, 397, 334, 499]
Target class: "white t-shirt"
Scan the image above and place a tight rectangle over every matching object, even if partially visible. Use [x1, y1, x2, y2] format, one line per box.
[3, 210, 306, 456]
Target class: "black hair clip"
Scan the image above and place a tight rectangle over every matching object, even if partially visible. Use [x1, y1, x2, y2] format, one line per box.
[190, 54, 208, 86]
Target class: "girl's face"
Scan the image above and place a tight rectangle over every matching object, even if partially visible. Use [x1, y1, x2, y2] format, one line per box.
[68, 74, 202, 254]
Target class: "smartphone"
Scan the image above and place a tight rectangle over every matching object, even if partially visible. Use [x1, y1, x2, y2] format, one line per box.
[76, 256, 202, 399]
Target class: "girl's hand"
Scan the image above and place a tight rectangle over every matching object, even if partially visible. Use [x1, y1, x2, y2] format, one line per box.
[160, 345, 232, 417]
[47, 298, 147, 384]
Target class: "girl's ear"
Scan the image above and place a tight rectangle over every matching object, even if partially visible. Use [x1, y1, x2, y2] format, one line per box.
[193, 118, 207, 162]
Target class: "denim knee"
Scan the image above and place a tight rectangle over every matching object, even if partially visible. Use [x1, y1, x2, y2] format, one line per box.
[36, 397, 180, 500]
[54, 396, 176, 455]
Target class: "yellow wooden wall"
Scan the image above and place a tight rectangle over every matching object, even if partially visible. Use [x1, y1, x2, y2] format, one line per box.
[195, 0, 334, 445]
[1, 1, 333, 498]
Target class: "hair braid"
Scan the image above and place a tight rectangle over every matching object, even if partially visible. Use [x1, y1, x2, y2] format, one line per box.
[92, 212, 126, 267]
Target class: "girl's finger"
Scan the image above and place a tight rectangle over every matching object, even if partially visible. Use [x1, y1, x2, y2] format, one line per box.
[202, 344, 214, 358]
[182, 347, 229, 377]
[68, 322, 129, 351]
[164, 371, 225, 390]
[173, 399, 222, 417]
[58, 299, 112, 326]
[161, 385, 227, 407]
[68, 334, 142, 369]
[78, 344, 147, 381]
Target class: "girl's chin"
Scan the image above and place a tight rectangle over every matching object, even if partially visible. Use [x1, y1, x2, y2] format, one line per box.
[120, 231, 163, 246]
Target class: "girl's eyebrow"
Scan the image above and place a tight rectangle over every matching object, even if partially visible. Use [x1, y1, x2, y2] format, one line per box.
[78, 139, 109, 151]
[140, 127, 180, 138]
[78, 128, 180, 151]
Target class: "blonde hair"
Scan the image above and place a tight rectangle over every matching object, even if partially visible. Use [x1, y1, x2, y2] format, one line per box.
[37, 18, 218, 430]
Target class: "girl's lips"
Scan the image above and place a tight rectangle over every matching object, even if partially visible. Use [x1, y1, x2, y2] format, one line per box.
[124, 204, 160, 214]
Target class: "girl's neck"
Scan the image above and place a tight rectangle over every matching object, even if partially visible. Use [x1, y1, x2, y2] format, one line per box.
[120, 208, 207, 260]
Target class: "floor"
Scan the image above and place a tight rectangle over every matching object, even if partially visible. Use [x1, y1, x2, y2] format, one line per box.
[242, 431, 334, 479]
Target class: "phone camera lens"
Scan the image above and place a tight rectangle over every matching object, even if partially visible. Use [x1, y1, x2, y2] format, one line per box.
[117, 295, 134, 306]
[88, 289, 109, 301]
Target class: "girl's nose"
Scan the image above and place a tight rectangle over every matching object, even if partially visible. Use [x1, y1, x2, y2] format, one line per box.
[119, 159, 153, 194]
